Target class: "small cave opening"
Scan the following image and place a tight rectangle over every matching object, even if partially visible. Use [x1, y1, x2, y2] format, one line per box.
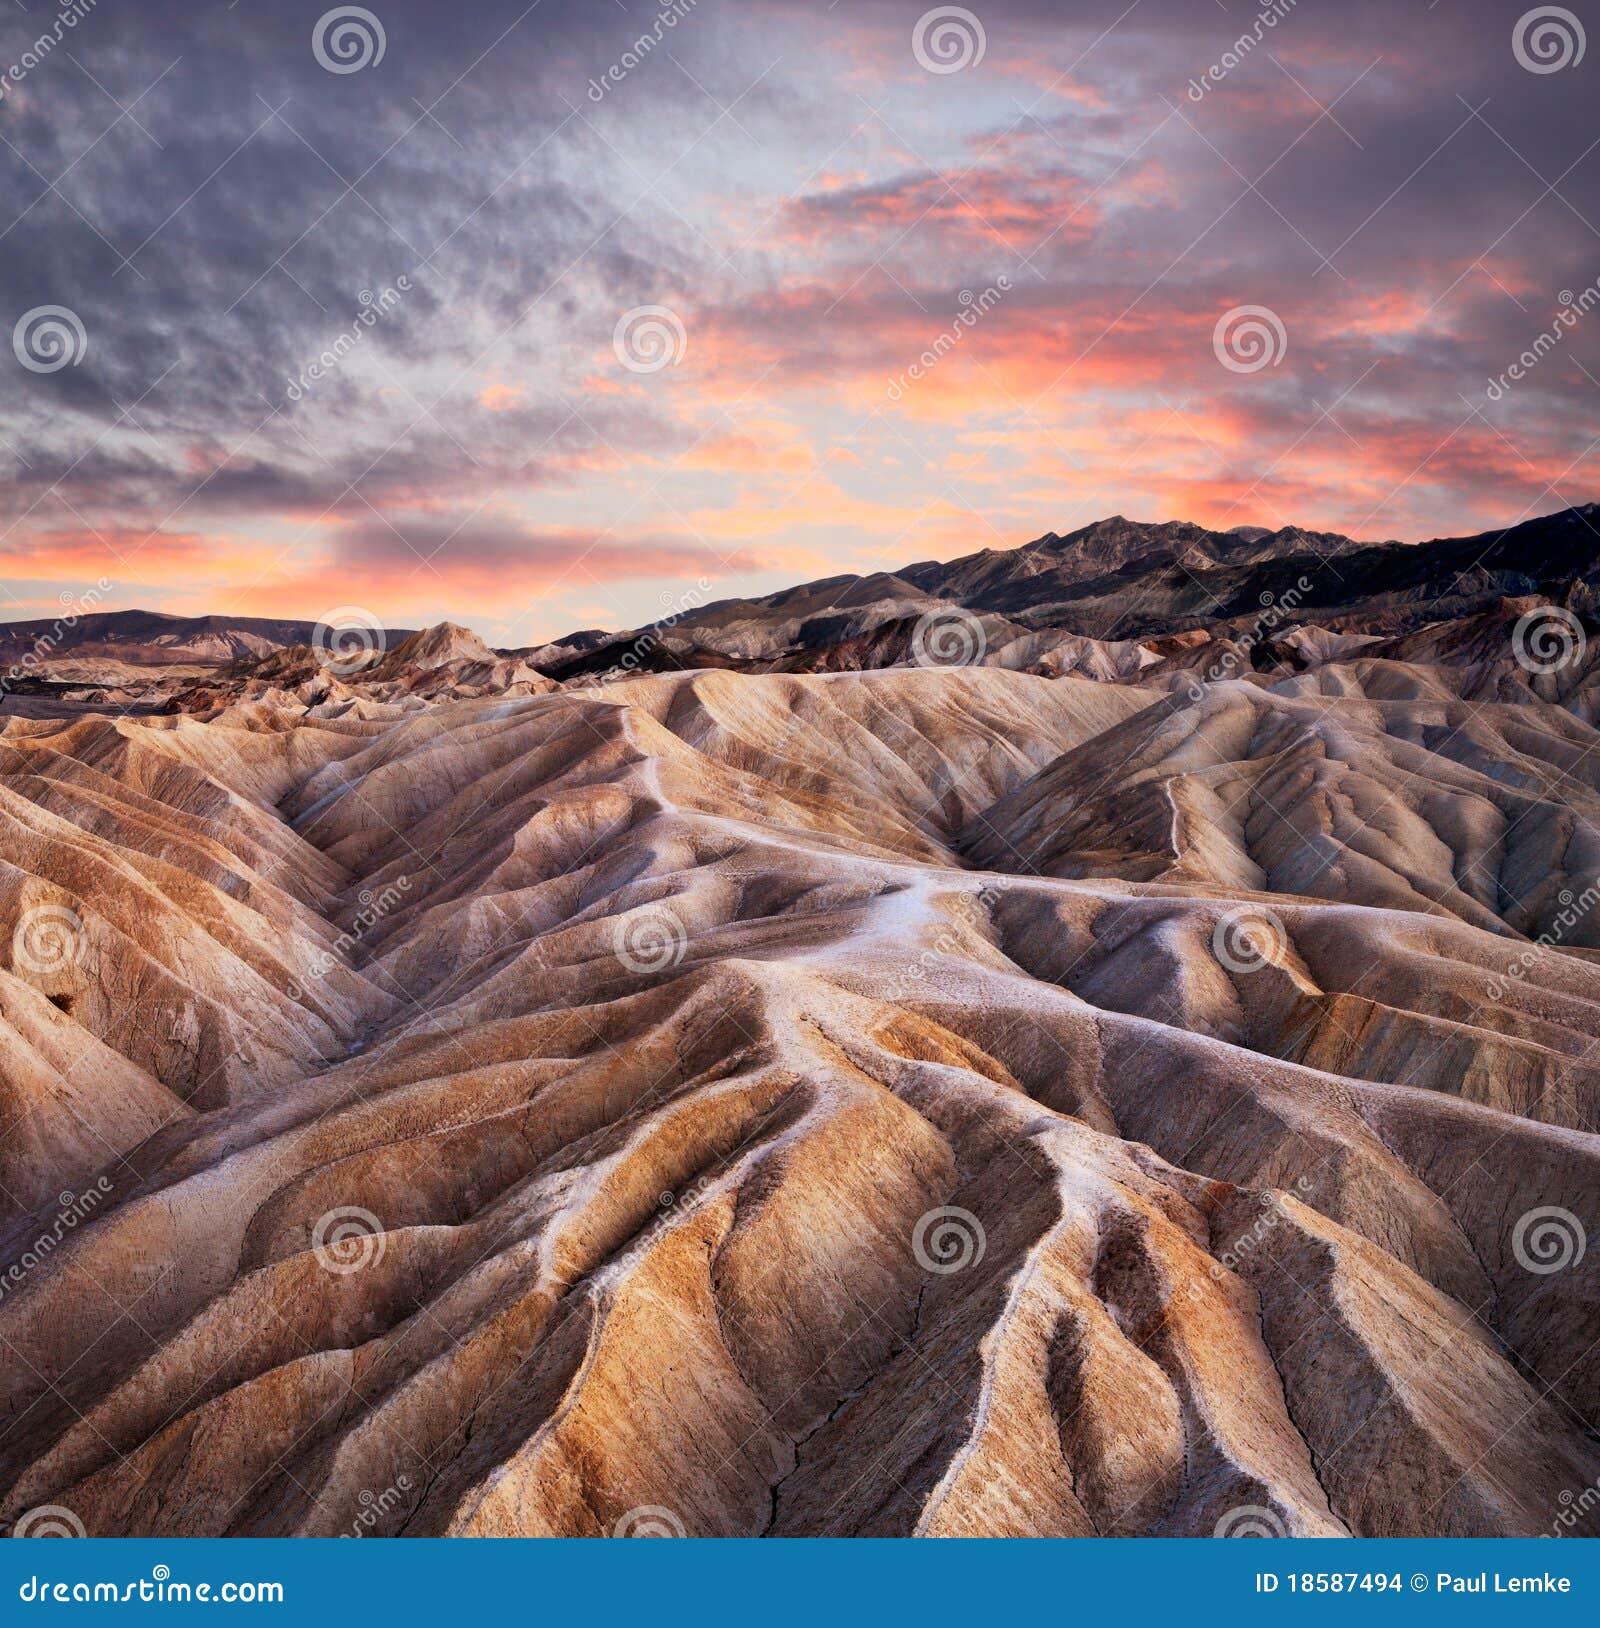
[47, 993, 74, 1016]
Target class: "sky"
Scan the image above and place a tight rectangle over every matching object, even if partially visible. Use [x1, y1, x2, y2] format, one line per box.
[1, 0, 1598, 646]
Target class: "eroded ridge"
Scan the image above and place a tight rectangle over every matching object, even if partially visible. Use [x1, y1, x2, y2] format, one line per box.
[1, 666, 1596, 1537]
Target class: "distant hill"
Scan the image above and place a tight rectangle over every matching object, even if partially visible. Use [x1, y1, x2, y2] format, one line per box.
[0, 611, 414, 668]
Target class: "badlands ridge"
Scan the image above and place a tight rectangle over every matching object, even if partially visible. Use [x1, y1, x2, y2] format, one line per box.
[1, 512, 1598, 1537]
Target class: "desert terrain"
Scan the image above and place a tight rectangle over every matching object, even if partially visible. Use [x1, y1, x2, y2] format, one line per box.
[1, 512, 1597, 1538]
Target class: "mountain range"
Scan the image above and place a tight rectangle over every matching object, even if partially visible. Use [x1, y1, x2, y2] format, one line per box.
[9, 506, 1600, 689]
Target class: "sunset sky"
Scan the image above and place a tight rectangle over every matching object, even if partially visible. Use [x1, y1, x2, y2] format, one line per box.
[2, 0, 1598, 645]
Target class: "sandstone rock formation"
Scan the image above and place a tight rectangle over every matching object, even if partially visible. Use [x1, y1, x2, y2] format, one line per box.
[1, 510, 1598, 1538]
[0, 653, 1596, 1538]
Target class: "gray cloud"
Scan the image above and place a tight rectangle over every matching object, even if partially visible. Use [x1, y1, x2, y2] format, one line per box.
[0, 0, 1595, 626]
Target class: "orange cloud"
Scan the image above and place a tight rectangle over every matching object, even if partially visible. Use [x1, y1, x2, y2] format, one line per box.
[0, 528, 278, 585]
[477, 381, 527, 412]
[782, 164, 1100, 256]
[679, 418, 815, 475]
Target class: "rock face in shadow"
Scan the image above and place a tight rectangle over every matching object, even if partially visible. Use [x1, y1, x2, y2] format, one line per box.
[0, 651, 1597, 1537]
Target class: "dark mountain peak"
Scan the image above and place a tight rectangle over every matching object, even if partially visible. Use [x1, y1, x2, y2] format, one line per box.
[655, 505, 1600, 655]
[1020, 514, 1289, 564]
[1536, 502, 1600, 531]
[897, 514, 1311, 614]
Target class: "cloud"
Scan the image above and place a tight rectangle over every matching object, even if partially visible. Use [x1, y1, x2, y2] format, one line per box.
[0, 0, 1595, 636]
[781, 162, 1103, 255]
[0, 526, 255, 583]
[330, 514, 761, 587]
